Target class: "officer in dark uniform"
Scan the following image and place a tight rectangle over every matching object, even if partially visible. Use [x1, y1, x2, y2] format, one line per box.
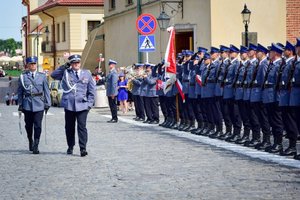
[291, 38, 300, 160]
[105, 59, 119, 123]
[51, 54, 95, 156]
[275, 41, 298, 154]
[221, 45, 242, 142]
[18, 56, 51, 154]
[156, 62, 168, 126]
[131, 63, 146, 121]
[192, 47, 207, 135]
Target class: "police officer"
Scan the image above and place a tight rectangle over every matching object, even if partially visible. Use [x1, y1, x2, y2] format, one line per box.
[156, 62, 168, 126]
[222, 45, 242, 141]
[18, 56, 51, 154]
[106, 59, 118, 123]
[51, 54, 95, 156]
[275, 41, 298, 154]
[131, 63, 146, 121]
[143, 63, 159, 124]
[291, 38, 300, 160]
[245, 44, 271, 148]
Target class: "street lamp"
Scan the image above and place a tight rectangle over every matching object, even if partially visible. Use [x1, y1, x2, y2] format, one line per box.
[36, 26, 50, 71]
[156, 0, 183, 30]
[241, 4, 251, 47]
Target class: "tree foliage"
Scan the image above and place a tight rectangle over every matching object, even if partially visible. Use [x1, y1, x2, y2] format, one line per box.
[0, 38, 22, 56]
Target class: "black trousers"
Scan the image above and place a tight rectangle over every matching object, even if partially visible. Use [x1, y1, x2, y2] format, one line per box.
[159, 95, 168, 119]
[178, 94, 184, 120]
[166, 96, 177, 120]
[24, 110, 44, 141]
[281, 106, 299, 142]
[191, 98, 203, 122]
[202, 97, 214, 124]
[237, 100, 252, 135]
[65, 109, 89, 150]
[212, 97, 223, 126]
[133, 95, 145, 119]
[251, 102, 271, 139]
[108, 96, 118, 120]
[265, 102, 283, 140]
[187, 97, 196, 122]
[144, 97, 159, 121]
[223, 98, 242, 134]
[182, 95, 189, 121]
[198, 97, 207, 123]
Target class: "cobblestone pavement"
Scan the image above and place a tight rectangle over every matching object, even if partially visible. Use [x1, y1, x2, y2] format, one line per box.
[0, 105, 299, 200]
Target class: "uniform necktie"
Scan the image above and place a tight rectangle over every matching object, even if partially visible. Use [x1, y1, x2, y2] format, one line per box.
[32, 73, 34, 79]
[75, 71, 79, 79]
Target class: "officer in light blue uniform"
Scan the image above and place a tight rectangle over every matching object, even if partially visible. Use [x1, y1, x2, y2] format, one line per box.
[244, 44, 271, 148]
[51, 54, 95, 156]
[233, 46, 253, 144]
[105, 59, 119, 123]
[275, 41, 299, 154]
[259, 43, 284, 152]
[291, 38, 300, 160]
[215, 45, 231, 139]
[201, 50, 218, 136]
[131, 63, 145, 121]
[144, 63, 159, 124]
[221, 45, 242, 142]
[192, 47, 207, 135]
[18, 56, 51, 154]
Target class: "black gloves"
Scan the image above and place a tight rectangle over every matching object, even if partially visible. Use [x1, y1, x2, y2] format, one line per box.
[44, 105, 50, 114]
[18, 105, 23, 113]
[63, 62, 71, 69]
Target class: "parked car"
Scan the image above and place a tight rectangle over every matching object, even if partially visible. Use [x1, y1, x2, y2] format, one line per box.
[49, 80, 63, 107]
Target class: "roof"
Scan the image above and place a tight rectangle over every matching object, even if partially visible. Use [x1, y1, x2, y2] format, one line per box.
[31, 0, 104, 15]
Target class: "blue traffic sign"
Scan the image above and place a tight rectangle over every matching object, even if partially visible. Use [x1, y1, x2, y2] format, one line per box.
[139, 35, 155, 52]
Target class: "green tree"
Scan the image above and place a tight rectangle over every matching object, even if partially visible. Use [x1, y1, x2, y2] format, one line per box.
[0, 38, 21, 56]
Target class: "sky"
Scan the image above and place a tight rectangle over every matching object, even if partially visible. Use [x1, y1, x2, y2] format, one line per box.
[0, 0, 27, 41]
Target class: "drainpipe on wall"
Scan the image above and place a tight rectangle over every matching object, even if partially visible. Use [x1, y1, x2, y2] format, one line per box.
[42, 11, 56, 69]
[22, 0, 30, 58]
[137, 0, 142, 63]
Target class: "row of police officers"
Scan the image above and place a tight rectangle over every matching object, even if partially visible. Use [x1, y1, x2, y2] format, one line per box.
[148, 38, 300, 161]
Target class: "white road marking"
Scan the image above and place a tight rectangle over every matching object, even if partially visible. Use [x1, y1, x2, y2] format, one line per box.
[102, 115, 300, 169]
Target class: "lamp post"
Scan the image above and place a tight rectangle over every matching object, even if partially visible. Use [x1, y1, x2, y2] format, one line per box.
[156, 0, 183, 30]
[36, 26, 50, 72]
[241, 4, 251, 47]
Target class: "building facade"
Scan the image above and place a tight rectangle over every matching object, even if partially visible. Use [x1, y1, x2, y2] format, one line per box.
[30, 0, 104, 71]
[103, 0, 292, 68]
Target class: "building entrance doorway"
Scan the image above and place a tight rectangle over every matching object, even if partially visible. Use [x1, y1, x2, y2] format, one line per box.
[175, 31, 194, 55]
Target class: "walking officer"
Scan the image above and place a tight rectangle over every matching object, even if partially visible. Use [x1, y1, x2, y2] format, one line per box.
[51, 54, 95, 156]
[18, 56, 51, 154]
[106, 59, 119, 123]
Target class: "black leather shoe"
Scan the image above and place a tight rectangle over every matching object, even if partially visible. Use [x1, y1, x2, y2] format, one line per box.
[244, 139, 260, 147]
[67, 147, 73, 155]
[209, 131, 222, 139]
[294, 154, 300, 160]
[107, 119, 118, 123]
[267, 144, 283, 154]
[170, 122, 178, 129]
[29, 140, 33, 151]
[32, 141, 39, 154]
[219, 132, 231, 140]
[255, 141, 271, 150]
[149, 120, 159, 124]
[280, 147, 297, 156]
[159, 120, 167, 126]
[137, 118, 145, 122]
[143, 119, 151, 123]
[133, 117, 139, 120]
[235, 136, 250, 145]
[80, 149, 88, 157]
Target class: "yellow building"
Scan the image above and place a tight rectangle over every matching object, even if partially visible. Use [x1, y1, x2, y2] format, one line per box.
[103, 0, 289, 68]
[30, 0, 104, 71]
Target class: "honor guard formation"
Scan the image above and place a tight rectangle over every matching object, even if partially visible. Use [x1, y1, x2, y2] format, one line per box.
[121, 38, 300, 161]
[17, 38, 300, 160]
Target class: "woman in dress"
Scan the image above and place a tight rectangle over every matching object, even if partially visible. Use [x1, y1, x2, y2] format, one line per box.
[117, 73, 128, 113]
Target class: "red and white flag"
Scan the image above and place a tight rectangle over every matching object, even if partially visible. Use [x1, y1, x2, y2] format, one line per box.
[195, 74, 202, 86]
[163, 26, 177, 94]
[175, 80, 185, 103]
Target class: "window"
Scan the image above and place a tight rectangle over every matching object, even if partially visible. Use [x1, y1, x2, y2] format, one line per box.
[109, 0, 116, 10]
[87, 21, 101, 35]
[126, 0, 133, 5]
[62, 22, 66, 42]
[56, 23, 60, 43]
